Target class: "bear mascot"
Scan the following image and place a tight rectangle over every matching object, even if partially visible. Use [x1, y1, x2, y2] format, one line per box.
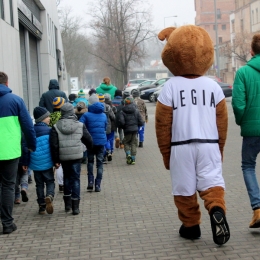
[155, 25, 230, 245]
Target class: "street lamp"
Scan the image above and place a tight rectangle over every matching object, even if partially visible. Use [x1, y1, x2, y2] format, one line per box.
[164, 15, 177, 27]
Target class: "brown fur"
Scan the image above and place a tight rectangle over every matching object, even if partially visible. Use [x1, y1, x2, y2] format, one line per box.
[155, 101, 173, 170]
[174, 194, 201, 227]
[199, 186, 226, 214]
[158, 25, 214, 76]
[216, 99, 228, 160]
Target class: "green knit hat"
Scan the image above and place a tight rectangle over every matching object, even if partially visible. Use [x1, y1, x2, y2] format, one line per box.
[78, 89, 85, 98]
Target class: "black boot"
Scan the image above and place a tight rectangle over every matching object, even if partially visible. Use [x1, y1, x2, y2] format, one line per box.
[139, 142, 143, 148]
[179, 224, 201, 240]
[87, 175, 94, 191]
[71, 199, 80, 215]
[95, 179, 102, 192]
[210, 206, 230, 245]
[63, 195, 72, 212]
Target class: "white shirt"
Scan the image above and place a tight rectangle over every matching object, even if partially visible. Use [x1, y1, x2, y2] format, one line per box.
[158, 76, 225, 145]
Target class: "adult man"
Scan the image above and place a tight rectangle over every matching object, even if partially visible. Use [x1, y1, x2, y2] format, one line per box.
[232, 33, 260, 228]
[0, 71, 36, 234]
[132, 90, 148, 147]
[39, 79, 68, 112]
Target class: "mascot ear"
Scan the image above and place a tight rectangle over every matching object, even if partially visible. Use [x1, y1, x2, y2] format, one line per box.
[158, 27, 176, 41]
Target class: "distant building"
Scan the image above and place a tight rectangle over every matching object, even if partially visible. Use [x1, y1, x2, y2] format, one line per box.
[0, 0, 68, 114]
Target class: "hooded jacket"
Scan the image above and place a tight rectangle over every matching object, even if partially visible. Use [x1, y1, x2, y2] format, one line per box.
[39, 79, 68, 113]
[232, 54, 260, 136]
[96, 83, 117, 100]
[50, 115, 93, 162]
[79, 102, 107, 146]
[0, 84, 36, 160]
[118, 103, 144, 134]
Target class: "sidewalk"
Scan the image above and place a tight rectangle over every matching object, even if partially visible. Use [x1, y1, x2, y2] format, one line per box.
[1, 100, 260, 260]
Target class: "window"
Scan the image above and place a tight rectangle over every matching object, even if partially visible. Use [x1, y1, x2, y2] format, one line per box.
[219, 37, 223, 44]
[9, 0, 13, 26]
[252, 10, 254, 24]
[0, 0, 4, 20]
[213, 24, 216, 30]
[217, 9, 221, 19]
[241, 19, 244, 31]
[222, 24, 226, 30]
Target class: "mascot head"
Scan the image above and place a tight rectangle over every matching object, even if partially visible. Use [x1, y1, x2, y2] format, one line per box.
[158, 25, 214, 77]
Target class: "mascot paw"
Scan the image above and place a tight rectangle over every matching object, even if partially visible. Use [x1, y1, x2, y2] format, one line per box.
[210, 206, 230, 245]
[179, 224, 201, 240]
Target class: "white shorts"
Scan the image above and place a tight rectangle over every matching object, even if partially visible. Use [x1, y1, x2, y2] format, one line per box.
[170, 143, 225, 196]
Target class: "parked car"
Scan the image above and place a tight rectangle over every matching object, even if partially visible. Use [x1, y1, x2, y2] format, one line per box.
[123, 79, 156, 96]
[124, 79, 151, 91]
[140, 84, 165, 102]
[138, 77, 170, 92]
[153, 77, 232, 101]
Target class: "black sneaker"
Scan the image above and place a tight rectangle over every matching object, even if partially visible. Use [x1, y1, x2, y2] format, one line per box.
[210, 207, 230, 245]
[107, 153, 112, 161]
[21, 189, 29, 202]
[3, 223, 17, 234]
[28, 176, 33, 184]
[126, 155, 132, 165]
[39, 204, 46, 214]
[59, 185, 64, 193]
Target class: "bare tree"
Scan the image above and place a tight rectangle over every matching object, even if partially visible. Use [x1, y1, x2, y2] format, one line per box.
[59, 7, 93, 85]
[223, 31, 253, 64]
[56, 0, 61, 6]
[88, 0, 155, 87]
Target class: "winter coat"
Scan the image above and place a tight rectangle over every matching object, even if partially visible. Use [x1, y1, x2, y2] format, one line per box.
[104, 103, 116, 134]
[134, 97, 148, 122]
[0, 84, 36, 160]
[112, 96, 123, 107]
[118, 103, 144, 134]
[73, 97, 88, 107]
[49, 110, 61, 127]
[39, 79, 68, 112]
[232, 54, 260, 136]
[29, 122, 53, 171]
[50, 115, 93, 162]
[96, 83, 117, 99]
[79, 102, 107, 146]
[75, 107, 87, 120]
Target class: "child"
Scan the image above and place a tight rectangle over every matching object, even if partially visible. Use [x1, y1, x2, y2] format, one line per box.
[68, 93, 77, 104]
[104, 93, 117, 157]
[80, 94, 107, 192]
[14, 134, 30, 204]
[98, 93, 115, 162]
[49, 97, 66, 193]
[75, 101, 87, 120]
[73, 89, 88, 107]
[132, 90, 148, 148]
[112, 90, 124, 148]
[118, 97, 144, 165]
[50, 103, 93, 215]
[30, 107, 55, 214]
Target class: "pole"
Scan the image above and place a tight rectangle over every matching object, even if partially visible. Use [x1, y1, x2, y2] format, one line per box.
[214, 0, 220, 78]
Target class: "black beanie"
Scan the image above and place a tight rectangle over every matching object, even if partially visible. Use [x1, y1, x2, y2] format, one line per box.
[88, 88, 97, 96]
[115, 89, 122, 97]
[33, 107, 50, 123]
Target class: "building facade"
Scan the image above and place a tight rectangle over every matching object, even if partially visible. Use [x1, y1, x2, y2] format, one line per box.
[0, 0, 68, 114]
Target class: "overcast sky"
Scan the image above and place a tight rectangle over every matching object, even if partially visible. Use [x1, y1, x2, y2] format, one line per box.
[59, 0, 196, 32]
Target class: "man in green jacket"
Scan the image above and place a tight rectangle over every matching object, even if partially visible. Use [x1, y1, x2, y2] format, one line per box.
[232, 33, 260, 229]
[96, 77, 117, 100]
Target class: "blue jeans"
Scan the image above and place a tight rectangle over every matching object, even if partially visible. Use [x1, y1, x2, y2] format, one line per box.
[34, 168, 55, 205]
[87, 145, 104, 180]
[62, 160, 81, 200]
[15, 165, 28, 199]
[105, 132, 115, 153]
[138, 123, 145, 142]
[242, 136, 260, 210]
[0, 158, 19, 227]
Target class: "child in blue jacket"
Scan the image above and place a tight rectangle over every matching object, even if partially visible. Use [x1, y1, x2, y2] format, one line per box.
[30, 107, 55, 215]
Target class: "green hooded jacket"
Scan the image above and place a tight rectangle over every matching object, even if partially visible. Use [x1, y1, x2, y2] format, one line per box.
[232, 54, 260, 136]
[96, 83, 117, 100]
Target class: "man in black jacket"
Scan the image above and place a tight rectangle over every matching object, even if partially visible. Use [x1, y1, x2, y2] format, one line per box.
[39, 79, 68, 112]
